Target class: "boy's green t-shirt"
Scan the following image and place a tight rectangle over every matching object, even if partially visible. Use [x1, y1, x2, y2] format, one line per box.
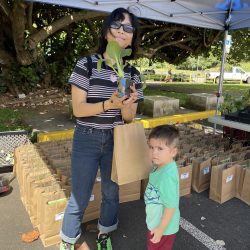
[144, 161, 180, 235]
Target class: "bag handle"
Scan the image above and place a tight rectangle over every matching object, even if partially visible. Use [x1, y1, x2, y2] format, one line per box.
[86, 56, 93, 78]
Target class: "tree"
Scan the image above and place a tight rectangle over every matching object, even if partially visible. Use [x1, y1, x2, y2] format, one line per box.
[139, 20, 222, 64]
[210, 29, 250, 64]
[1, 0, 246, 95]
[0, 0, 106, 95]
[176, 53, 220, 71]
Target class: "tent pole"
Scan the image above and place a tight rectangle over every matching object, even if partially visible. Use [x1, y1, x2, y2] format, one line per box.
[213, 29, 228, 134]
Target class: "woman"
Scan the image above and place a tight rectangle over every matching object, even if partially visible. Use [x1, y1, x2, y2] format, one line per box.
[60, 8, 143, 250]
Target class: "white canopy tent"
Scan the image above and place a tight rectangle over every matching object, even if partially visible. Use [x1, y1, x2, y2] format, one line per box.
[28, 0, 250, 116]
[28, 0, 250, 30]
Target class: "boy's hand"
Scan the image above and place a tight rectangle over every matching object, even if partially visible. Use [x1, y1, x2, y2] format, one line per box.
[150, 227, 164, 244]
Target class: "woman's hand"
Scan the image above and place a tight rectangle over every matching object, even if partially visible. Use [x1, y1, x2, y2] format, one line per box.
[121, 83, 138, 108]
[108, 91, 127, 110]
[107, 83, 138, 110]
[120, 83, 138, 122]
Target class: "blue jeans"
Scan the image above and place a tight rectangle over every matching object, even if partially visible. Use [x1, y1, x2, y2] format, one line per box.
[60, 125, 119, 244]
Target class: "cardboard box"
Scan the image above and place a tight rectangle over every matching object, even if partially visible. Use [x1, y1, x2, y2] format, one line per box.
[119, 181, 141, 203]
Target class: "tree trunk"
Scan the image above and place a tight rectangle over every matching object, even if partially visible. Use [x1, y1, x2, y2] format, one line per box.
[2, 68, 20, 96]
[27, 11, 106, 51]
[12, 0, 34, 65]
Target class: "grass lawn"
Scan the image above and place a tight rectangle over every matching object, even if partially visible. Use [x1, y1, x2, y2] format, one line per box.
[144, 82, 249, 107]
[0, 108, 30, 132]
[158, 82, 250, 94]
[0, 82, 248, 131]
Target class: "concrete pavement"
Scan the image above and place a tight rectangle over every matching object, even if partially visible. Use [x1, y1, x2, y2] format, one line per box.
[1, 176, 250, 250]
[1, 103, 249, 250]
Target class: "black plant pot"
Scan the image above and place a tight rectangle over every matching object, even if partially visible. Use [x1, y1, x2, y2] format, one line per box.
[117, 77, 131, 97]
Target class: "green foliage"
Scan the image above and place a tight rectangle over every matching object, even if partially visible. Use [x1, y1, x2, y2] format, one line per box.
[48, 58, 75, 93]
[133, 58, 150, 69]
[219, 92, 250, 114]
[172, 73, 190, 82]
[0, 108, 29, 132]
[144, 73, 190, 82]
[2, 65, 41, 93]
[97, 41, 132, 78]
[176, 53, 219, 70]
[18, 66, 40, 87]
[155, 62, 168, 69]
[140, 74, 147, 90]
[211, 29, 250, 64]
[240, 62, 250, 71]
[144, 74, 163, 81]
[25, 15, 103, 92]
[0, 108, 37, 141]
[206, 62, 250, 72]
[0, 72, 8, 94]
[1, 3, 249, 93]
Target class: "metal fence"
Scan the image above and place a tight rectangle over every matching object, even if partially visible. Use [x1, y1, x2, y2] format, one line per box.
[0, 131, 30, 170]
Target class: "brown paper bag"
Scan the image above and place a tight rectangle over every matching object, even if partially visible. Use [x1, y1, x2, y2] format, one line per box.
[209, 163, 236, 204]
[241, 150, 250, 160]
[37, 185, 63, 231]
[241, 168, 250, 206]
[178, 164, 193, 196]
[111, 123, 151, 185]
[235, 164, 245, 199]
[234, 160, 250, 199]
[40, 191, 68, 247]
[211, 154, 231, 166]
[192, 157, 211, 193]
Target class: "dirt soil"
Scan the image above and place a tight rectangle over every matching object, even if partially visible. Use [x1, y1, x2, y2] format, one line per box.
[0, 86, 209, 133]
[0, 87, 75, 133]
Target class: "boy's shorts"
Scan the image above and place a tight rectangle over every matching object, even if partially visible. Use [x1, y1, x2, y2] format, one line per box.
[147, 231, 176, 250]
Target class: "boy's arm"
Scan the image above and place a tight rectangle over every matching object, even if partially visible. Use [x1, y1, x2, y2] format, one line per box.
[150, 208, 176, 244]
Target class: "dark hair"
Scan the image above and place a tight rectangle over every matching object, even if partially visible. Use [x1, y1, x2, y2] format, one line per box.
[97, 8, 140, 60]
[148, 125, 179, 147]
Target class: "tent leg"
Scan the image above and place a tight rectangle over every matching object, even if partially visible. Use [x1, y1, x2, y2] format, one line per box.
[213, 30, 229, 134]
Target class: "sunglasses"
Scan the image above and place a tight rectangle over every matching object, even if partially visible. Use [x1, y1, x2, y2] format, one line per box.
[110, 22, 134, 34]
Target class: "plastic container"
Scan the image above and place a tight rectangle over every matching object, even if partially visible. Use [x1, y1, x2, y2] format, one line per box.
[0, 175, 10, 193]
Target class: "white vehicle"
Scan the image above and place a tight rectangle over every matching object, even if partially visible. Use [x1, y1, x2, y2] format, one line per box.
[206, 67, 250, 84]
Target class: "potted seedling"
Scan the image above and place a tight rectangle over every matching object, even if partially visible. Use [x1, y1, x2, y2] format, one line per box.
[97, 40, 132, 97]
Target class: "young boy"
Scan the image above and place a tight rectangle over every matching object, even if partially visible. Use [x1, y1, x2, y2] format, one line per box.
[144, 125, 180, 250]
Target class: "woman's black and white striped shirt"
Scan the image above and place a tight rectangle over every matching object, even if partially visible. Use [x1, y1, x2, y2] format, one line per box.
[68, 54, 144, 129]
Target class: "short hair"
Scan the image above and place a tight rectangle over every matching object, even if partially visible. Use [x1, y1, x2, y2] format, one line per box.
[148, 125, 179, 147]
[97, 8, 140, 60]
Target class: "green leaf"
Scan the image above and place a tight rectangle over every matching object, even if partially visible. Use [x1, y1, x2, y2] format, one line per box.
[105, 58, 119, 75]
[140, 75, 147, 90]
[105, 40, 129, 78]
[106, 41, 124, 77]
[115, 63, 124, 78]
[106, 41, 122, 61]
[121, 48, 132, 58]
[105, 58, 113, 67]
[97, 59, 103, 72]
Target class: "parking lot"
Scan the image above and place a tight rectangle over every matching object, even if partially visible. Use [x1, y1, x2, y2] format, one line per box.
[1, 176, 250, 250]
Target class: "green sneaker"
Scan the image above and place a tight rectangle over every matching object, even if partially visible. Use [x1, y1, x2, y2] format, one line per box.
[96, 233, 112, 250]
[60, 240, 74, 250]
